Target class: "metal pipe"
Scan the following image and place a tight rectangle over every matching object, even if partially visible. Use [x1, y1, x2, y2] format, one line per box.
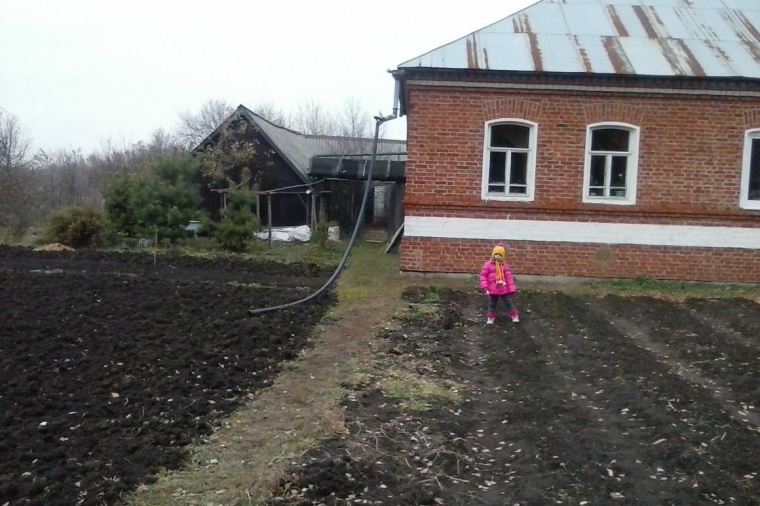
[389, 69, 403, 117]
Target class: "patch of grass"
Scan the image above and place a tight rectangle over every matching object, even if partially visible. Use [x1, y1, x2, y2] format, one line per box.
[104, 236, 345, 269]
[253, 240, 344, 268]
[335, 241, 401, 309]
[0, 226, 45, 247]
[408, 302, 439, 315]
[380, 369, 462, 412]
[519, 277, 760, 301]
[342, 370, 375, 390]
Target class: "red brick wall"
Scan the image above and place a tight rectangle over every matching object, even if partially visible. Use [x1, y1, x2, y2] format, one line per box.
[401, 80, 760, 281]
[401, 236, 760, 283]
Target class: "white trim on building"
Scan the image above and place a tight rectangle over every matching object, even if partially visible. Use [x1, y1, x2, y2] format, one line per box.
[405, 216, 760, 249]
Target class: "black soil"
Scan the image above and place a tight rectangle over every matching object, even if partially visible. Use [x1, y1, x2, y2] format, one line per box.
[270, 287, 760, 505]
[0, 246, 335, 506]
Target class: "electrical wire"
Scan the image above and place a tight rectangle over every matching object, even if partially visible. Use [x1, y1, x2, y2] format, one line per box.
[248, 115, 396, 316]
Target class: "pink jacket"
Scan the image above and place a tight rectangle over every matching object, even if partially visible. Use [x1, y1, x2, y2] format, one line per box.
[480, 260, 516, 295]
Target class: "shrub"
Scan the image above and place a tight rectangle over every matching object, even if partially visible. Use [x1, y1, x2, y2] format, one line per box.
[212, 188, 259, 252]
[311, 219, 330, 247]
[103, 155, 203, 242]
[46, 206, 107, 248]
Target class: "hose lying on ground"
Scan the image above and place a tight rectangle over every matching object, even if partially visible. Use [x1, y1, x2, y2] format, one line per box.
[249, 114, 396, 316]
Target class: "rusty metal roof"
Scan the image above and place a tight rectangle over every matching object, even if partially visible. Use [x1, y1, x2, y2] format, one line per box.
[398, 0, 760, 78]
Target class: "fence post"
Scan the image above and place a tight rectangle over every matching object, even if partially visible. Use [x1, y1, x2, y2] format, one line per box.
[256, 192, 261, 223]
[267, 193, 273, 248]
[311, 188, 317, 230]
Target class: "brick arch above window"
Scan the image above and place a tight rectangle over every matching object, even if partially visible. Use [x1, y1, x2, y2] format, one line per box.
[481, 99, 543, 122]
[743, 109, 760, 129]
[582, 103, 645, 126]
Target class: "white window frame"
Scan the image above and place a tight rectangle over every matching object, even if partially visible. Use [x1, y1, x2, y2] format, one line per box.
[740, 128, 760, 210]
[582, 122, 640, 206]
[481, 119, 537, 202]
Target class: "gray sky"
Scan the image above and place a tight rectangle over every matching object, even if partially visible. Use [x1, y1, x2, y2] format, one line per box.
[0, 0, 536, 155]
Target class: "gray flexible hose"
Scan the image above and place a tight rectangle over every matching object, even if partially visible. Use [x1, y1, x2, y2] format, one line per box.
[249, 115, 395, 316]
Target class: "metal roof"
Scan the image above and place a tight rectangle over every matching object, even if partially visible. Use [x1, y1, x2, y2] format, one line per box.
[232, 106, 406, 182]
[398, 0, 760, 78]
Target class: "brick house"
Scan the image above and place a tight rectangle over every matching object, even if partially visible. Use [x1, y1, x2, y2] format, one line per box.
[393, 0, 760, 282]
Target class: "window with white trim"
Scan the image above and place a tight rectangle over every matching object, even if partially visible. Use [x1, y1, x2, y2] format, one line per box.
[583, 123, 639, 205]
[740, 129, 760, 210]
[482, 120, 537, 202]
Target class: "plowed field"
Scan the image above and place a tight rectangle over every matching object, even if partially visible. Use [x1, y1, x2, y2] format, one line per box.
[0, 247, 335, 506]
[270, 287, 760, 505]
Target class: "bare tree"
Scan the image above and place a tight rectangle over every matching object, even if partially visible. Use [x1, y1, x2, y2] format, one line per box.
[336, 97, 373, 139]
[36, 149, 94, 209]
[293, 100, 338, 136]
[252, 101, 292, 128]
[148, 128, 182, 155]
[176, 99, 234, 149]
[292, 98, 386, 139]
[0, 108, 32, 172]
[0, 110, 38, 236]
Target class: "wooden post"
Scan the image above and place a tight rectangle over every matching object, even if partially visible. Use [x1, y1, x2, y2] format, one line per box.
[267, 193, 273, 248]
[253, 183, 261, 222]
[310, 188, 317, 230]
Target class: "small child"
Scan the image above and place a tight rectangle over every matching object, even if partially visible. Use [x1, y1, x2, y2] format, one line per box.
[479, 242, 519, 325]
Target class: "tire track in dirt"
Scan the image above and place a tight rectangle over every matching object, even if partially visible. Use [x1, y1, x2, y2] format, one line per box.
[473, 290, 760, 504]
[591, 296, 760, 428]
[685, 298, 760, 349]
[458, 296, 668, 504]
[452, 307, 553, 505]
[590, 297, 760, 430]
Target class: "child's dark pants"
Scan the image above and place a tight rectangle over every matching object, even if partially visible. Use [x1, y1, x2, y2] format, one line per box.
[488, 294, 516, 313]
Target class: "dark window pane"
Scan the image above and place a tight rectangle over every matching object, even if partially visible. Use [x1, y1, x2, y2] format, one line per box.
[590, 155, 606, 187]
[491, 124, 530, 148]
[488, 151, 506, 184]
[509, 185, 527, 194]
[610, 188, 627, 197]
[589, 187, 604, 196]
[750, 138, 760, 201]
[610, 156, 627, 187]
[510, 152, 528, 185]
[592, 128, 630, 151]
[488, 184, 505, 193]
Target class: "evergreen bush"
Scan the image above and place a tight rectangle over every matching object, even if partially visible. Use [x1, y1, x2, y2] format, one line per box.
[46, 206, 107, 248]
[212, 188, 259, 252]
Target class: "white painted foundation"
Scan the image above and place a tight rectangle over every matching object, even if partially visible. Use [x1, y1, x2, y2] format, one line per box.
[405, 216, 760, 250]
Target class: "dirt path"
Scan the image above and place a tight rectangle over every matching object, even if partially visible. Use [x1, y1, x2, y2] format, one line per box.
[128, 244, 408, 506]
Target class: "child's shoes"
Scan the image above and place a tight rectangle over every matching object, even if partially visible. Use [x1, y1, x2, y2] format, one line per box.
[511, 316, 520, 323]
[486, 317, 495, 325]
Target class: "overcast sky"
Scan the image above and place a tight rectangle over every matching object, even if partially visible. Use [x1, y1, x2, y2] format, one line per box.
[1, 0, 537, 155]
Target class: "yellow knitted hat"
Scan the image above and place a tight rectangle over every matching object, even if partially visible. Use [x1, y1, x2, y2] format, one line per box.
[492, 243, 505, 258]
